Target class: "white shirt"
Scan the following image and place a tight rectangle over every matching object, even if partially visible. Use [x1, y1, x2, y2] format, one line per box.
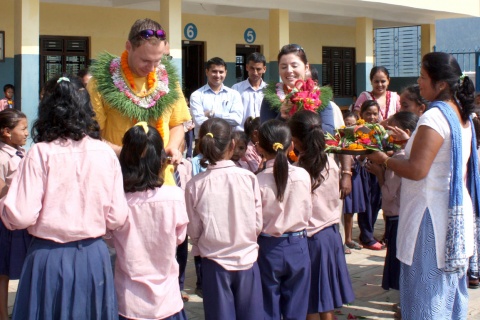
[397, 107, 474, 268]
[232, 79, 267, 131]
[190, 84, 243, 138]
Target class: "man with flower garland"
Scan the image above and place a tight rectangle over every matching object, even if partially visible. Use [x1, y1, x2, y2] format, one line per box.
[87, 18, 190, 186]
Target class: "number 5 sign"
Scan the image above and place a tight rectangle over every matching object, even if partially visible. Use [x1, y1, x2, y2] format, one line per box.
[244, 28, 256, 44]
[184, 23, 198, 40]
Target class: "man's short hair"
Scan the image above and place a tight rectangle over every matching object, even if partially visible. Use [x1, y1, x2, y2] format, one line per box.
[128, 18, 165, 49]
[246, 52, 266, 66]
[206, 57, 227, 70]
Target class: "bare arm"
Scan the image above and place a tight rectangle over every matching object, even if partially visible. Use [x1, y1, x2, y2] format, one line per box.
[165, 124, 185, 165]
[367, 125, 443, 180]
[339, 154, 352, 199]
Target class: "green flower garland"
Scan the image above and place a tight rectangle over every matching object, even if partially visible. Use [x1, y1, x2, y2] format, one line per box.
[263, 81, 333, 113]
[90, 52, 179, 122]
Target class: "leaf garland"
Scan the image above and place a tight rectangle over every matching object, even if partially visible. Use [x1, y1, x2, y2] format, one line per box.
[90, 52, 180, 122]
[263, 81, 333, 113]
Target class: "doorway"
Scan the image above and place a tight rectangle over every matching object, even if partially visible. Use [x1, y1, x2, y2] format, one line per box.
[182, 41, 205, 99]
[235, 44, 262, 83]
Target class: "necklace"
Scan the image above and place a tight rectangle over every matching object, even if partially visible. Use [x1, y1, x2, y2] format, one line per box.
[370, 91, 391, 119]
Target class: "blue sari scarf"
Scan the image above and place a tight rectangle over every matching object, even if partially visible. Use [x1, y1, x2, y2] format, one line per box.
[432, 101, 480, 274]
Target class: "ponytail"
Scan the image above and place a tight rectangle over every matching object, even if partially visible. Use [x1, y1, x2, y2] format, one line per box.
[289, 110, 328, 192]
[456, 75, 475, 122]
[273, 143, 289, 202]
[198, 118, 232, 168]
[258, 120, 292, 202]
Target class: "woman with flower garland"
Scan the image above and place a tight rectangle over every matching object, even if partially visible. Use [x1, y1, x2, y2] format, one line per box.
[256, 119, 312, 320]
[289, 110, 355, 320]
[367, 52, 479, 319]
[353, 66, 401, 122]
[260, 44, 335, 135]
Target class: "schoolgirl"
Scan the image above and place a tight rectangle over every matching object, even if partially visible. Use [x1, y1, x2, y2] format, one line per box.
[110, 122, 189, 320]
[243, 116, 263, 173]
[289, 110, 355, 320]
[1, 75, 128, 319]
[357, 100, 384, 250]
[256, 119, 313, 320]
[0, 109, 30, 319]
[185, 118, 263, 320]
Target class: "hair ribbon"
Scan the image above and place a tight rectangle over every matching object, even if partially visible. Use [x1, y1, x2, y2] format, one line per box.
[272, 142, 284, 151]
[135, 121, 149, 133]
[57, 77, 70, 83]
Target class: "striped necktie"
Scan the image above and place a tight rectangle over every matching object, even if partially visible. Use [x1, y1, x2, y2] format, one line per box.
[174, 170, 181, 187]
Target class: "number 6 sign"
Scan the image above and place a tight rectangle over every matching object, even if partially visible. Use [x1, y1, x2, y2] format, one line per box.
[184, 23, 198, 40]
[244, 28, 256, 44]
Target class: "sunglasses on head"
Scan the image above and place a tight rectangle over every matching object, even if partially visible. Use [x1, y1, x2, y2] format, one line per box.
[137, 29, 167, 40]
[282, 43, 304, 52]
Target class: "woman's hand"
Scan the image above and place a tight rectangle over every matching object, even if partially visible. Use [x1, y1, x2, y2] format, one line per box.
[366, 151, 388, 165]
[387, 126, 410, 141]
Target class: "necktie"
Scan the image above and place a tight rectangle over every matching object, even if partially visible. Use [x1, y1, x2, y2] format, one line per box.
[15, 150, 24, 159]
[174, 170, 181, 187]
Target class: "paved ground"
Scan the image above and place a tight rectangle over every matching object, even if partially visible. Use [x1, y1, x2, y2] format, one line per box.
[7, 218, 480, 319]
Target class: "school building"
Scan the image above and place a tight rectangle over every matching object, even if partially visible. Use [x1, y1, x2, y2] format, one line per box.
[1, 0, 479, 130]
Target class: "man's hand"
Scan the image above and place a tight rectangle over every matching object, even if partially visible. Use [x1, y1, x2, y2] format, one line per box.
[165, 147, 183, 165]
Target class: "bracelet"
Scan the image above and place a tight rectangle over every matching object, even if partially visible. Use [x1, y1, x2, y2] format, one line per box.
[341, 170, 352, 176]
[384, 157, 390, 168]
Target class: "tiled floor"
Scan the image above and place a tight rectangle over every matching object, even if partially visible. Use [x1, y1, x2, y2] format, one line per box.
[7, 218, 480, 319]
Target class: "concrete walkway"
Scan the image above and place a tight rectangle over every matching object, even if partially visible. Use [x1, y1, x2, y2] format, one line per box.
[7, 219, 480, 319]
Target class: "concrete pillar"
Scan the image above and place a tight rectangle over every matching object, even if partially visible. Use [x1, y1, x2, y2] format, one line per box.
[267, 9, 289, 82]
[420, 24, 436, 58]
[160, 0, 182, 79]
[14, 0, 40, 149]
[355, 17, 374, 94]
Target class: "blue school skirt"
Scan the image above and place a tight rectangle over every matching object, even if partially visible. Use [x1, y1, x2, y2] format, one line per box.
[343, 161, 366, 214]
[12, 237, 118, 320]
[307, 225, 355, 313]
[0, 220, 32, 279]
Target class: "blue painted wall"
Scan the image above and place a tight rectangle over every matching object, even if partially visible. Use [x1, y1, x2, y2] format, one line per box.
[0, 58, 15, 91]
[436, 18, 480, 51]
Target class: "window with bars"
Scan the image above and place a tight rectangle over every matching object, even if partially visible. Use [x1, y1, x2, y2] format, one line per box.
[321, 47, 355, 98]
[374, 26, 421, 77]
[40, 36, 90, 87]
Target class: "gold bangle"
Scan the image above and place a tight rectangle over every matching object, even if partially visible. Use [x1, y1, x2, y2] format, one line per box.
[341, 170, 352, 176]
[384, 157, 390, 168]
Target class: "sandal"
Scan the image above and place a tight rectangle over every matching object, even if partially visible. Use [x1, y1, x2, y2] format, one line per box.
[362, 241, 385, 251]
[344, 244, 352, 254]
[345, 241, 362, 250]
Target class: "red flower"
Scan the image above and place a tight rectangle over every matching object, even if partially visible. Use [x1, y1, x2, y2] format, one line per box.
[294, 79, 305, 90]
[304, 78, 316, 91]
[326, 140, 339, 146]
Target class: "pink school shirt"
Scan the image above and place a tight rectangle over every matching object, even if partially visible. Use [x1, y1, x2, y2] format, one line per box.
[1, 137, 128, 242]
[185, 160, 262, 271]
[256, 160, 312, 236]
[307, 157, 341, 237]
[242, 141, 262, 173]
[0, 142, 25, 185]
[111, 186, 189, 320]
[381, 150, 405, 217]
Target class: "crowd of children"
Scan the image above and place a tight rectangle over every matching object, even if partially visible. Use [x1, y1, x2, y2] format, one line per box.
[0, 50, 478, 320]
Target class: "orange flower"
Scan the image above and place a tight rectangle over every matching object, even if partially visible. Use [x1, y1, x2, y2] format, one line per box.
[288, 150, 299, 162]
[121, 50, 156, 91]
